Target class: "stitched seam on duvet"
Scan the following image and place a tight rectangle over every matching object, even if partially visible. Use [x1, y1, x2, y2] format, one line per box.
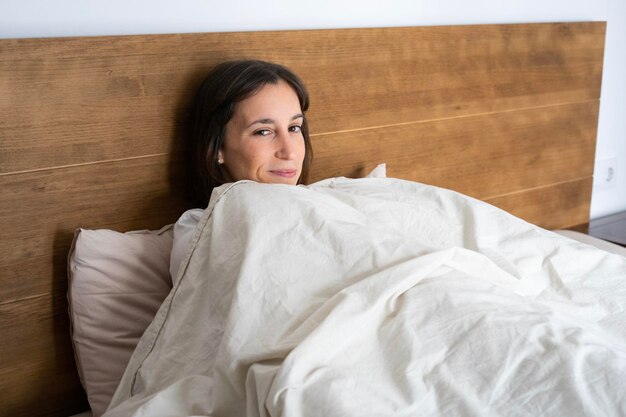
[128, 181, 249, 396]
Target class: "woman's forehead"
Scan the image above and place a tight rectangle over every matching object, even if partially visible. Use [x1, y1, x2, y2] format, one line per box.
[233, 81, 301, 121]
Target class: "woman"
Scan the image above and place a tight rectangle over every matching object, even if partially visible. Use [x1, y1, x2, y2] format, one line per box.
[189, 59, 313, 208]
[171, 60, 313, 279]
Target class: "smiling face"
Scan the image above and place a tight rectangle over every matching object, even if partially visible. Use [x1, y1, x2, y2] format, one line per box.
[219, 80, 306, 185]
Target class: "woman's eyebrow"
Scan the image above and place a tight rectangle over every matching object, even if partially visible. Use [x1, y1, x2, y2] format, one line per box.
[247, 114, 303, 128]
[247, 118, 274, 128]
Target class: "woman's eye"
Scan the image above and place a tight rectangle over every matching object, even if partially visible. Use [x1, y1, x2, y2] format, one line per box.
[254, 129, 272, 136]
[289, 125, 302, 133]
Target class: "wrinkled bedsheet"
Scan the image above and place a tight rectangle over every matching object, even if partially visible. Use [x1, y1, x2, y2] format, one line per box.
[105, 178, 626, 417]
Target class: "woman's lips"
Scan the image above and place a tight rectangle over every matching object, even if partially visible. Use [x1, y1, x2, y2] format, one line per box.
[270, 169, 297, 178]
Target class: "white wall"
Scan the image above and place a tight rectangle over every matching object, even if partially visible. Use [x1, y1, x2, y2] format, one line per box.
[2, 0, 624, 219]
[590, 0, 626, 218]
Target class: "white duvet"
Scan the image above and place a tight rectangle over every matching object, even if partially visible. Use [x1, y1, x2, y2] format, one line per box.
[105, 178, 626, 417]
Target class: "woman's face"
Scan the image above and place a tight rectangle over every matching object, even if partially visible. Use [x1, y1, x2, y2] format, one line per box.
[219, 80, 306, 185]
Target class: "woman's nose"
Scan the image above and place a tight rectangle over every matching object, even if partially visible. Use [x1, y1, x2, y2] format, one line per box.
[275, 130, 296, 160]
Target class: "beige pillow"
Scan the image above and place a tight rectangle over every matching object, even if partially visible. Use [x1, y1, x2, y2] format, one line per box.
[366, 163, 386, 178]
[67, 225, 173, 417]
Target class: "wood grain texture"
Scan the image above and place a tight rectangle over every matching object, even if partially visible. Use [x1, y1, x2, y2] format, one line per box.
[486, 177, 593, 230]
[1, 22, 605, 174]
[0, 293, 89, 417]
[309, 101, 599, 199]
[0, 155, 189, 304]
[0, 23, 605, 417]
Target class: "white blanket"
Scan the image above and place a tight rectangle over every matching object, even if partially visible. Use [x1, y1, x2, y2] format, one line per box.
[105, 178, 626, 417]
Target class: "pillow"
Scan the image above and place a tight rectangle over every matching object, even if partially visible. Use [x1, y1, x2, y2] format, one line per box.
[169, 208, 205, 284]
[67, 225, 173, 417]
[366, 163, 387, 178]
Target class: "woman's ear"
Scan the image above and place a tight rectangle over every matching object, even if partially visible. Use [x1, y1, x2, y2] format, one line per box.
[218, 150, 224, 165]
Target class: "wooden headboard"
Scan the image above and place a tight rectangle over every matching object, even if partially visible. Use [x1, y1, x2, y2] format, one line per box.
[0, 22, 605, 416]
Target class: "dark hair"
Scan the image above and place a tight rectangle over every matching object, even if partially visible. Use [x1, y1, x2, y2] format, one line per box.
[188, 59, 312, 208]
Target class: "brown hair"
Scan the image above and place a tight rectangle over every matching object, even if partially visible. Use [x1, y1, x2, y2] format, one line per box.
[187, 60, 312, 208]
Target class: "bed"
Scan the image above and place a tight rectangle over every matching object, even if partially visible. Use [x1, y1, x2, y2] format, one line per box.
[0, 22, 617, 416]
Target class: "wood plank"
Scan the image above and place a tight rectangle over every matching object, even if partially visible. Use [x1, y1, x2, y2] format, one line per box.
[0, 293, 89, 417]
[0, 22, 605, 174]
[309, 101, 599, 198]
[0, 155, 190, 304]
[485, 177, 593, 230]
